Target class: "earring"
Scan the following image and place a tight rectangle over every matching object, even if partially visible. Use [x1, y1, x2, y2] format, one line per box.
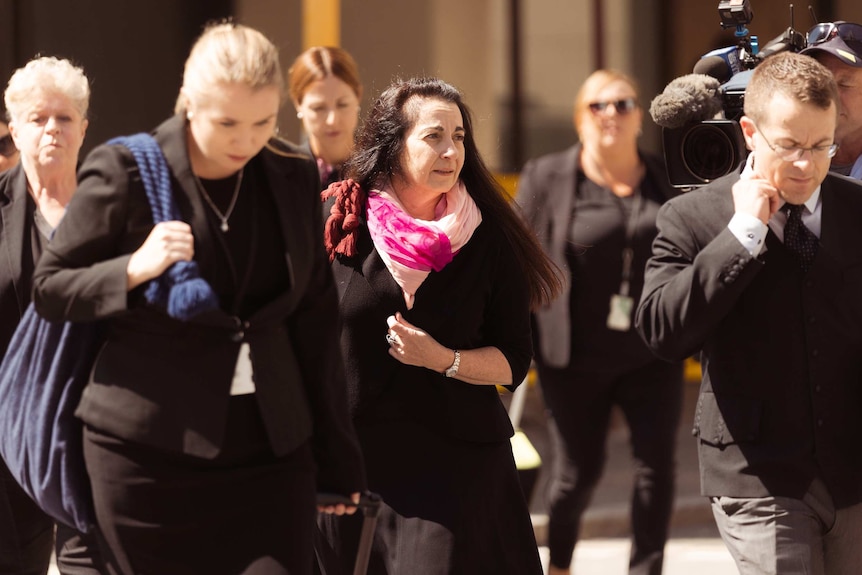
[186, 111, 194, 121]
[296, 112, 303, 119]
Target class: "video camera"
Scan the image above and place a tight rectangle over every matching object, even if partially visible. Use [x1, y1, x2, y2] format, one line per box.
[656, 1, 807, 188]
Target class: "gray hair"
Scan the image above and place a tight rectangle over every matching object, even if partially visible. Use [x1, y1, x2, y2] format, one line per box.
[4, 56, 91, 121]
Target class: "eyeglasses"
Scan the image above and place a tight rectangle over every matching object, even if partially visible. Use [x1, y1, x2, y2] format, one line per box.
[807, 21, 862, 54]
[0, 134, 16, 158]
[755, 125, 838, 162]
[588, 98, 637, 115]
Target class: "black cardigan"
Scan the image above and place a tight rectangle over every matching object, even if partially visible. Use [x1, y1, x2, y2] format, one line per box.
[332, 213, 532, 443]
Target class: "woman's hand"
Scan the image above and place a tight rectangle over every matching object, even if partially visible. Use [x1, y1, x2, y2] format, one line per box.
[386, 312, 453, 373]
[386, 312, 513, 385]
[317, 492, 360, 516]
[126, 221, 195, 290]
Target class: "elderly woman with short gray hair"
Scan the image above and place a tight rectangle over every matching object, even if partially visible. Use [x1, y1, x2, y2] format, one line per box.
[1, 55, 104, 574]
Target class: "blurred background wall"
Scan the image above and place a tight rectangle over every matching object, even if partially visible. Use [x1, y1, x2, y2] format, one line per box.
[1, 0, 860, 170]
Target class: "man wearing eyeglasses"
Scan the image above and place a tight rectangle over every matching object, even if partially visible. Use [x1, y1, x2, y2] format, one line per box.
[636, 52, 862, 574]
[801, 21, 862, 180]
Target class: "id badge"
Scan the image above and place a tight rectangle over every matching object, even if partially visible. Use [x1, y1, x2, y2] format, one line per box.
[606, 294, 634, 332]
[229, 342, 256, 395]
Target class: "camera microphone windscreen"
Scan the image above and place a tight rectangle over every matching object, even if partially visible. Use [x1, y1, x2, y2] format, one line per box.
[649, 74, 724, 129]
[693, 55, 733, 83]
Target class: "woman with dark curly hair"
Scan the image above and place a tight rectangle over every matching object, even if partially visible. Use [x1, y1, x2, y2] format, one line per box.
[319, 76, 560, 574]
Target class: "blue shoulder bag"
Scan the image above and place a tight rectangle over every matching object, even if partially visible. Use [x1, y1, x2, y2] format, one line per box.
[0, 133, 218, 532]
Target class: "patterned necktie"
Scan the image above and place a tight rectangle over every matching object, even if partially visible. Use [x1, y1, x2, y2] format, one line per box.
[783, 203, 818, 273]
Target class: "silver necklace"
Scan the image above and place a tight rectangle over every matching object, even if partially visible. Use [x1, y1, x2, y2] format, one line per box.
[193, 169, 244, 232]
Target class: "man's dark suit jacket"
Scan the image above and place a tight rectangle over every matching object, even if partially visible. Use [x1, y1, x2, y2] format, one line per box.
[32, 115, 364, 495]
[636, 169, 862, 507]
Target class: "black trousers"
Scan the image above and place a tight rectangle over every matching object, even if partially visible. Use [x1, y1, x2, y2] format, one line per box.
[0, 456, 53, 575]
[537, 358, 683, 575]
[83, 395, 317, 575]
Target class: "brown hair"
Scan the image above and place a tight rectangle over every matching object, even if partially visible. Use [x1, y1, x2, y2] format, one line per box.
[288, 46, 363, 106]
[744, 52, 838, 124]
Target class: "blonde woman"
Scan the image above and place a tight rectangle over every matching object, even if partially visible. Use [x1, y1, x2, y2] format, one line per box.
[33, 23, 364, 574]
[517, 70, 683, 575]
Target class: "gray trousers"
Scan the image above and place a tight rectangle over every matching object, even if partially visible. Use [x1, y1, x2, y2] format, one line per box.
[710, 478, 862, 575]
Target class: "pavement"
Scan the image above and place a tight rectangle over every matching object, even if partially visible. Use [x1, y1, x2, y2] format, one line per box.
[512, 367, 740, 574]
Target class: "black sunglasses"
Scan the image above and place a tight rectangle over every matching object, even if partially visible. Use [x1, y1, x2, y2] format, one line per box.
[807, 21, 862, 54]
[0, 134, 16, 158]
[588, 98, 637, 115]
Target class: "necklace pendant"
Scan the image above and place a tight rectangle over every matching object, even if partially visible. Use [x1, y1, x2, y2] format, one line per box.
[220, 221, 230, 233]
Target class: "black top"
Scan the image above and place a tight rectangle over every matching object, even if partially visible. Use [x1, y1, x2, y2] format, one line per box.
[516, 144, 679, 369]
[566, 170, 664, 370]
[196, 169, 290, 318]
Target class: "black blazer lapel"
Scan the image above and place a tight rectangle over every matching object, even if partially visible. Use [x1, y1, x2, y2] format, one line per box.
[0, 166, 30, 314]
[152, 115, 218, 278]
[265, 155, 305, 299]
[548, 146, 579, 253]
[254, 139, 325, 317]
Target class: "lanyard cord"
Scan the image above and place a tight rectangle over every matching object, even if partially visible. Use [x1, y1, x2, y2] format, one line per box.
[613, 186, 642, 297]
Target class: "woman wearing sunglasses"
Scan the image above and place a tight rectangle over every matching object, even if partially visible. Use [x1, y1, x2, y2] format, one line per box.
[516, 69, 683, 575]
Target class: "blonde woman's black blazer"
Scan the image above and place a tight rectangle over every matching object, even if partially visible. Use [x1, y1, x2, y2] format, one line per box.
[33, 115, 365, 494]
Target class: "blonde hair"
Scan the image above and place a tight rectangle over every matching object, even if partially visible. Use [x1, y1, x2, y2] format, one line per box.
[175, 21, 283, 114]
[573, 69, 640, 137]
[4, 56, 90, 121]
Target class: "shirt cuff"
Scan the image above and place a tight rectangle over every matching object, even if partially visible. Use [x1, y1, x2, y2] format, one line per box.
[728, 213, 768, 257]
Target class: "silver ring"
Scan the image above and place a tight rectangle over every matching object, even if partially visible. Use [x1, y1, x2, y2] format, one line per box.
[385, 333, 396, 345]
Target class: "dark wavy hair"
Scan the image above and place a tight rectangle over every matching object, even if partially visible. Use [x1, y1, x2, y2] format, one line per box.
[333, 76, 560, 308]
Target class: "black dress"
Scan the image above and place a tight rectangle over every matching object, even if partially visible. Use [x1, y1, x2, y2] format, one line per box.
[320, 212, 542, 575]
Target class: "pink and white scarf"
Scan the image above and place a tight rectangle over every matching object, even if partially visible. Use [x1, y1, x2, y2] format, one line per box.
[366, 181, 482, 308]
